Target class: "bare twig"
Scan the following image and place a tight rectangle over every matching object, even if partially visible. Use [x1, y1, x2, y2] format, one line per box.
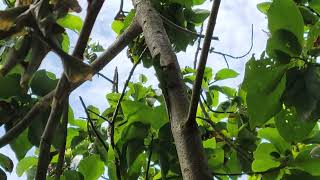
[79, 97, 108, 151]
[145, 135, 154, 180]
[87, 109, 111, 124]
[97, 72, 114, 84]
[160, 14, 219, 41]
[200, 93, 235, 114]
[112, 67, 119, 93]
[194, 24, 204, 69]
[187, 0, 221, 125]
[109, 46, 147, 180]
[54, 101, 69, 180]
[210, 25, 254, 60]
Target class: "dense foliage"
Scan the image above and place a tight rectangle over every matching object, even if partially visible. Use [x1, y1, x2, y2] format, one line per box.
[0, 0, 320, 179]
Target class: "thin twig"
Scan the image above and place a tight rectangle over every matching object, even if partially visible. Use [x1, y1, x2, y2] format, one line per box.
[79, 96, 109, 151]
[210, 25, 254, 59]
[187, 0, 221, 125]
[160, 14, 219, 41]
[112, 67, 119, 93]
[109, 46, 148, 180]
[145, 135, 154, 180]
[194, 24, 204, 69]
[200, 93, 235, 114]
[97, 72, 114, 84]
[87, 109, 111, 124]
[54, 101, 69, 180]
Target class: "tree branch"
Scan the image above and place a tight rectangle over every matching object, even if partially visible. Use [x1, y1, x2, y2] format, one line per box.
[193, 24, 204, 69]
[145, 135, 154, 180]
[54, 101, 69, 180]
[132, 0, 212, 179]
[187, 0, 221, 125]
[160, 14, 219, 41]
[0, 20, 141, 149]
[36, 1, 105, 179]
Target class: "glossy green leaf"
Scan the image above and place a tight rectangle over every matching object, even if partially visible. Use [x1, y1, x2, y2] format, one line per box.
[121, 101, 168, 130]
[61, 170, 84, 180]
[57, 14, 83, 33]
[292, 146, 320, 176]
[112, 20, 124, 35]
[268, 0, 304, 45]
[9, 129, 32, 160]
[214, 68, 239, 81]
[258, 128, 290, 154]
[257, 2, 271, 14]
[30, 70, 58, 97]
[242, 57, 287, 127]
[0, 74, 23, 100]
[16, 157, 37, 177]
[78, 155, 105, 180]
[252, 143, 281, 172]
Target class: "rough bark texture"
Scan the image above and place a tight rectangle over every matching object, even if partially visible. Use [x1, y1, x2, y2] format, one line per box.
[133, 0, 211, 179]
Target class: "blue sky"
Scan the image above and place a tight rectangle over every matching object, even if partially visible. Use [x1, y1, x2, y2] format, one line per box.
[0, 0, 268, 179]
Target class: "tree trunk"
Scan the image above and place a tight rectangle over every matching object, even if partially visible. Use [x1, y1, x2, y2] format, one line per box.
[132, 0, 211, 179]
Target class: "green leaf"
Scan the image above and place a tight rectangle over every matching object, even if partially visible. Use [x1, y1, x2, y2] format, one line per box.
[206, 147, 224, 169]
[61, 170, 83, 180]
[292, 146, 320, 176]
[107, 146, 117, 180]
[252, 143, 281, 172]
[0, 153, 13, 172]
[258, 128, 290, 154]
[267, 0, 304, 45]
[121, 122, 149, 143]
[307, 21, 320, 50]
[310, 0, 320, 15]
[30, 70, 58, 97]
[257, 2, 271, 14]
[185, 9, 210, 24]
[61, 33, 70, 53]
[299, 6, 319, 25]
[214, 68, 239, 81]
[275, 108, 317, 142]
[266, 29, 302, 62]
[192, 0, 205, 5]
[16, 157, 37, 177]
[78, 155, 105, 180]
[111, 20, 124, 35]
[128, 153, 146, 179]
[282, 66, 320, 121]
[0, 74, 23, 100]
[9, 129, 32, 160]
[57, 14, 83, 33]
[242, 57, 287, 127]
[169, 0, 192, 8]
[121, 101, 168, 130]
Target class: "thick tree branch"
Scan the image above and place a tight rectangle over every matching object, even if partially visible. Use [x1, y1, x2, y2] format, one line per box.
[54, 101, 69, 180]
[0, 20, 142, 148]
[187, 0, 221, 125]
[133, 0, 211, 179]
[36, 1, 105, 179]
